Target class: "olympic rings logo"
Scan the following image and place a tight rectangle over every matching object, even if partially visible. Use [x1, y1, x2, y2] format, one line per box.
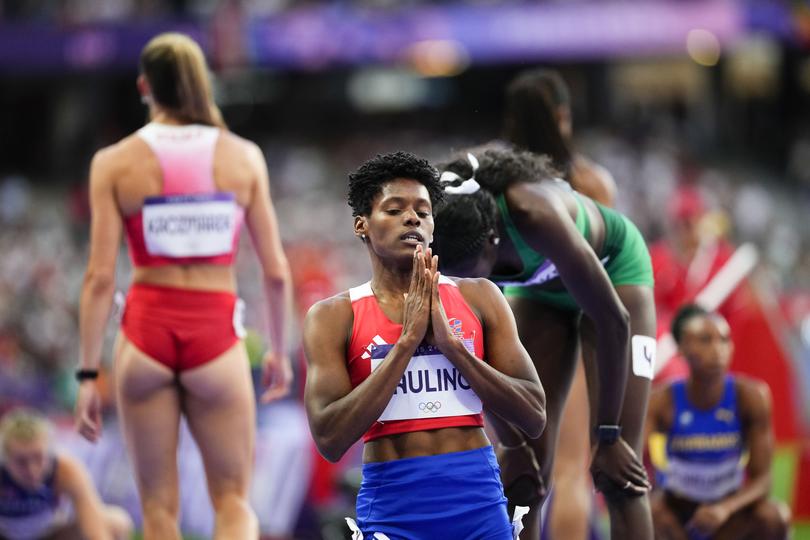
[418, 401, 442, 413]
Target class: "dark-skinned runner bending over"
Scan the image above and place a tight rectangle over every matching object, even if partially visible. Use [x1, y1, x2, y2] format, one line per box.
[303, 152, 545, 539]
[432, 147, 655, 539]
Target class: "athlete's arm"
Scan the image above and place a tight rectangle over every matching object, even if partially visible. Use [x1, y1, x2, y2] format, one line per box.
[688, 378, 775, 535]
[509, 183, 630, 428]
[55, 454, 113, 540]
[76, 148, 122, 442]
[303, 248, 432, 462]
[243, 141, 293, 403]
[433, 276, 545, 438]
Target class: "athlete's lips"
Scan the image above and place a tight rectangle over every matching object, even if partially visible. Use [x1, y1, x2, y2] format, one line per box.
[400, 231, 424, 244]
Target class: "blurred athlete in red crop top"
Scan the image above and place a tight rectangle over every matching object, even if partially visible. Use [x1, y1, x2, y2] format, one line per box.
[74, 33, 291, 540]
[303, 152, 546, 539]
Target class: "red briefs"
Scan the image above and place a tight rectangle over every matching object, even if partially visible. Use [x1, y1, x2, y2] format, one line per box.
[121, 283, 244, 372]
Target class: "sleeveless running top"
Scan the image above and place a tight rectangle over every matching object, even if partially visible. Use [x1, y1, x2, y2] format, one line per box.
[124, 122, 245, 267]
[663, 377, 744, 502]
[491, 180, 597, 287]
[347, 275, 485, 442]
[0, 458, 69, 540]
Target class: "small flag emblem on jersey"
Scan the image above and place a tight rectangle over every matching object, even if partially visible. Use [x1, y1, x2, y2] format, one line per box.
[448, 318, 464, 339]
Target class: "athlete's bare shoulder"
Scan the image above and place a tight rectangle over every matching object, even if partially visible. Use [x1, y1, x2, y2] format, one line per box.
[733, 374, 772, 418]
[217, 129, 262, 161]
[649, 381, 676, 430]
[90, 132, 152, 179]
[450, 275, 498, 297]
[303, 291, 354, 352]
[450, 276, 502, 320]
[503, 180, 564, 224]
[571, 154, 617, 207]
[305, 291, 353, 326]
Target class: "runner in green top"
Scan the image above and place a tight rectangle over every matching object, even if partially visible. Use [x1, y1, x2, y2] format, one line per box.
[433, 146, 656, 540]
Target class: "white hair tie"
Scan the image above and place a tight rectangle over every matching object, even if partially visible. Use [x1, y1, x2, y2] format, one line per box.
[440, 153, 481, 195]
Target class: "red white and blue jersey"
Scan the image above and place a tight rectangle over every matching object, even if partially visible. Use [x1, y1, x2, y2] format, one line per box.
[124, 122, 244, 267]
[347, 275, 486, 442]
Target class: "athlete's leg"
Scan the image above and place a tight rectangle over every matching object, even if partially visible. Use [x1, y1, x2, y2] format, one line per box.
[582, 284, 655, 540]
[114, 335, 182, 540]
[649, 492, 689, 540]
[179, 342, 258, 540]
[547, 358, 592, 540]
[713, 499, 790, 540]
[492, 297, 581, 539]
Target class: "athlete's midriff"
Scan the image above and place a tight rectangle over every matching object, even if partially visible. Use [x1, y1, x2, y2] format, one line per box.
[363, 425, 490, 463]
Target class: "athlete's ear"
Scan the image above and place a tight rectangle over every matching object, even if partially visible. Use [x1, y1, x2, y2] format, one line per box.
[137, 75, 155, 107]
[137, 74, 150, 99]
[488, 230, 500, 246]
[354, 216, 369, 243]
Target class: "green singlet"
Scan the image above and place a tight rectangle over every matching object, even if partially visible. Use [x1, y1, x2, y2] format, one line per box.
[490, 191, 654, 311]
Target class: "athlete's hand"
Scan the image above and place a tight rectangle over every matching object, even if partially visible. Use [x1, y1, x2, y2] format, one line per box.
[75, 381, 102, 443]
[400, 245, 433, 347]
[497, 442, 547, 508]
[686, 503, 730, 538]
[260, 351, 293, 403]
[428, 258, 457, 353]
[590, 439, 650, 496]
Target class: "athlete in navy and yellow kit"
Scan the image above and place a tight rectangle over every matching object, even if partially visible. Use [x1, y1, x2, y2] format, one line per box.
[645, 305, 790, 539]
[302, 152, 545, 539]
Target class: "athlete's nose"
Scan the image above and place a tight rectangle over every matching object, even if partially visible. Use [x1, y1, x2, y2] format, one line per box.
[403, 208, 421, 227]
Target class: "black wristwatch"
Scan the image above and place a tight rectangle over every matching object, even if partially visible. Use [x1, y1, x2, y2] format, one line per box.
[595, 424, 622, 445]
[75, 369, 100, 382]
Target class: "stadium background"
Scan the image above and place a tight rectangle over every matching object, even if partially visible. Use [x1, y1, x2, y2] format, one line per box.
[1, 0, 809, 538]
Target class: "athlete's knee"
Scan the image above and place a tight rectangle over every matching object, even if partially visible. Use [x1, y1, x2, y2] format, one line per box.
[210, 489, 255, 520]
[649, 495, 682, 533]
[752, 500, 790, 540]
[142, 494, 179, 523]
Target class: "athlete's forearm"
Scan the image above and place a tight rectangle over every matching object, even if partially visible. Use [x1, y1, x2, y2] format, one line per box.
[78, 270, 117, 370]
[263, 272, 291, 355]
[444, 340, 546, 438]
[594, 313, 631, 426]
[714, 473, 771, 516]
[310, 338, 420, 461]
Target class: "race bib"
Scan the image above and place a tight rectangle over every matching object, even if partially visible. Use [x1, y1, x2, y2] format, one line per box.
[664, 457, 743, 502]
[370, 343, 483, 422]
[142, 193, 238, 257]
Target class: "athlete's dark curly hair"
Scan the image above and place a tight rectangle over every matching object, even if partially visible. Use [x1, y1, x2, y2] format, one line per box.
[433, 147, 558, 272]
[671, 304, 710, 344]
[347, 151, 444, 217]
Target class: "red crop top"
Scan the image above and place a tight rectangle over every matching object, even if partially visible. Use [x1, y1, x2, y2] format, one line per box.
[346, 275, 486, 442]
[123, 123, 244, 267]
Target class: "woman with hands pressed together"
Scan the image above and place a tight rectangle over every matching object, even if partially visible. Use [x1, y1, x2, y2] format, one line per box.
[302, 152, 545, 539]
